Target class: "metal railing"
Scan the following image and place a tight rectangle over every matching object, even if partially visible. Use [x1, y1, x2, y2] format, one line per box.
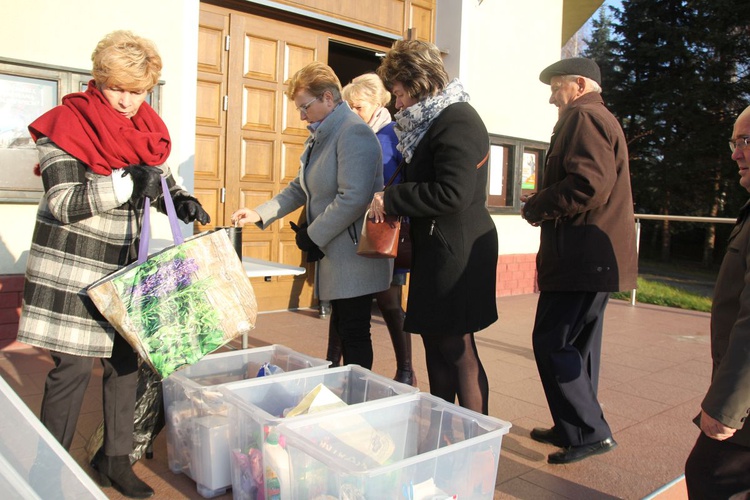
[631, 214, 736, 305]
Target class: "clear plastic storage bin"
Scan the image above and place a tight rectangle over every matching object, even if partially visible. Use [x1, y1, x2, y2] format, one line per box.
[218, 365, 418, 500]
[161, 344, 329, 498]
[277, 392, 511, 500]
[0, 375, 107, 499]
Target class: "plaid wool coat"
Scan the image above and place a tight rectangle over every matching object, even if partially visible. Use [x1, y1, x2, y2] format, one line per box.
[17, 138, 189, 357]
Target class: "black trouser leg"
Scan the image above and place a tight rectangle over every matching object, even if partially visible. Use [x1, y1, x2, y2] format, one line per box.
[102, 333, 139, 456]
[532, 291, 612, 446]
[330, 294, 374, 369]
[41, 351, 94, 451]
[685, 432, 750, 499]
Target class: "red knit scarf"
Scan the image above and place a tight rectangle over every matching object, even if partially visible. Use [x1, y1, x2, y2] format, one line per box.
[28, 80, 171, 176]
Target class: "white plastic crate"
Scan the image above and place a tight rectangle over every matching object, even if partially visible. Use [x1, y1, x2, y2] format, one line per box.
[161, 344, 329, 497]
[0, 375, 107, 499]
[277, 392, 511, 500]
[218, 365, 418, 500]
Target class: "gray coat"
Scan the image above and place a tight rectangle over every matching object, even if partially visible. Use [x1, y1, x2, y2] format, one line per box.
[255, 103, 391, 301]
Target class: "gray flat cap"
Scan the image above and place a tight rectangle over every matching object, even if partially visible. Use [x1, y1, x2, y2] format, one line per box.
[539, 57, 601, 86]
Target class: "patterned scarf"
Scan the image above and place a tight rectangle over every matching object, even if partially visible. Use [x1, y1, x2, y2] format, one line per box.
[28, 80, 171, 176]
[394, 79, 469, 163]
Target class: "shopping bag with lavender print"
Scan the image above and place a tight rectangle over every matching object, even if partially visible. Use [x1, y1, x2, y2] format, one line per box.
[88, 178, 257, 378]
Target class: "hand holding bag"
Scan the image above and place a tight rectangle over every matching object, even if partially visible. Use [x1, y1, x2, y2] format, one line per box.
[356, 164, 411, 267]
[356, 211, 401, 259]
[87, 177, 258, 378]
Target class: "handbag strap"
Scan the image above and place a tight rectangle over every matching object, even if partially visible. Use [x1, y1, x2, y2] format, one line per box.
[384, 162, 404, 188]
[477, 150, 489, 169]
[137, 176, 185, 264]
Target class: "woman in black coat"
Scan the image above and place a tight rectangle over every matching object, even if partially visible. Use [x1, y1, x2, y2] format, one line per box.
[369, 40, 498, 414]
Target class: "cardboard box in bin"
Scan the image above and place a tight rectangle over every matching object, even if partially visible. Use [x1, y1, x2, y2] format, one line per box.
[161, 344, 329, 498]
[217, 365, 418, 500]
[276, 393, 511, 500]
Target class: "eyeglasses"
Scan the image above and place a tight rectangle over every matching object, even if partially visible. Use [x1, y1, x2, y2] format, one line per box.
[296, 96, 320, 114]
[729, 137, 750, 153]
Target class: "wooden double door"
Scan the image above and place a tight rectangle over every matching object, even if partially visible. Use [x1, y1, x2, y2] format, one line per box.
[194, 4, 389, 312]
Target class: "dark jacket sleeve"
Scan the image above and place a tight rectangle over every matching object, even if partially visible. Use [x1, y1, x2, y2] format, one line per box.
[523, 107, 617, 223]
[702, 213, 750, 432]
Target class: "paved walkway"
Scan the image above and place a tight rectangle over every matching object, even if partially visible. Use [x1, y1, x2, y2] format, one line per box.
[0, 293, 708, 499]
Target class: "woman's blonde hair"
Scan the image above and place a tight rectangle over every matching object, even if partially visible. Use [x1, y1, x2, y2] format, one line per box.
[376, 40, 449, 101]
[286, 61, 342, 102]
[342, 73, 391, 107]
[91, 30, 162, 91]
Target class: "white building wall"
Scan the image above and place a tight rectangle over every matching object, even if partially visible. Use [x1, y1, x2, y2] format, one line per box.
[0, 0, 199, 274]
[0, 0, 569, 274]
[436, 0, 563, 255]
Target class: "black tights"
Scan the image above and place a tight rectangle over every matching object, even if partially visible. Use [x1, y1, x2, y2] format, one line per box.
[421, 333, 489, 415]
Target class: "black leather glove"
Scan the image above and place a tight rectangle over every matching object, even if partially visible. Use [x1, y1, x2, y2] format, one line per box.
[124, 165, 162, 202]
[173, 193, 211, 225]
[290, 221, 324, 262]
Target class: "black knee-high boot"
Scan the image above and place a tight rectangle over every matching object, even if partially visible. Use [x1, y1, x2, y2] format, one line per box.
[92, 453, 153, 498]
[382, 308, 415, 386]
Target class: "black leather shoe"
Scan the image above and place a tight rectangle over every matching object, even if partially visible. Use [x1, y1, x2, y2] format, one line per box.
[548, 437, 617, 464]
[92, 453, 154, 498]
[530, 427, 566, 447]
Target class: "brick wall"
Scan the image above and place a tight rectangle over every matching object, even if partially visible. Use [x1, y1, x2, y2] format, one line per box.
[496, 253, 537, 297]
[0, 275, 24, 350]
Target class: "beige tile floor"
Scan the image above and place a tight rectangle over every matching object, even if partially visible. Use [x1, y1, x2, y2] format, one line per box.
[0, 293, 707, 499]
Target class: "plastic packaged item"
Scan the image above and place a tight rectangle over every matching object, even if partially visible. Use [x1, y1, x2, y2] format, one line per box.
[256, 362, 284, 377]
[231, 447, 263, 500]
[284, 383, 347, 418]
[192, 415, 231, 498]
[263, 430, 290, 500]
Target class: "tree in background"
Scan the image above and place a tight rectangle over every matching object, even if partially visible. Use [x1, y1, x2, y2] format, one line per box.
[584, 0, 750, 264]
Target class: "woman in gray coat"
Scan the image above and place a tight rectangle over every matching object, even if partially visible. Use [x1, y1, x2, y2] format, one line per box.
[368, 41, 498, 414]
[232, 62, 391, 369]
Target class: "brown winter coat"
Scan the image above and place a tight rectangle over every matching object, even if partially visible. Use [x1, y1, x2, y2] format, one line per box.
[523, 92, 637, 292]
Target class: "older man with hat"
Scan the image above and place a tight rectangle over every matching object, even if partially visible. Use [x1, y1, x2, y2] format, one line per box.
[521, 57, 638, 464]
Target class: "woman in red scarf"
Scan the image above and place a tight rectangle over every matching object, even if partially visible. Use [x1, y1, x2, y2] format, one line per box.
[18, 31, 209, 498]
